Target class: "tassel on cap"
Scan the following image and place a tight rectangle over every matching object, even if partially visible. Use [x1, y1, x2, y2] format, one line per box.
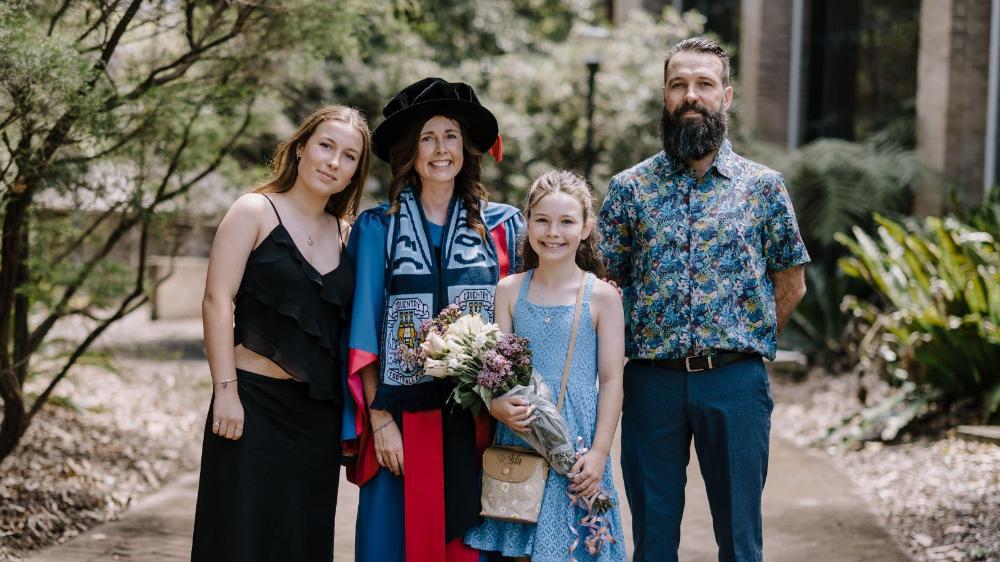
[489, 134, 503, 163]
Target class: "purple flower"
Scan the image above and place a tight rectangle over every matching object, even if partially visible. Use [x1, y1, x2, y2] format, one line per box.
[477, 349, 514, 392]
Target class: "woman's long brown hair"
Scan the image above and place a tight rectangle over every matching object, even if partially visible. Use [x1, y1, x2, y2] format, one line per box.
[385, 115, 489, 239]
[519, 170, 606, 277]
[254, 105, 372, 221]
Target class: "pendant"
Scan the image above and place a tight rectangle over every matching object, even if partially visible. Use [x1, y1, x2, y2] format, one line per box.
[544, 315, 551, 324]
[307, 236, 314, 246]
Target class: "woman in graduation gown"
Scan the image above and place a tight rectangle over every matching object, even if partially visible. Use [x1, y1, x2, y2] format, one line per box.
[343, 77, 524, 562]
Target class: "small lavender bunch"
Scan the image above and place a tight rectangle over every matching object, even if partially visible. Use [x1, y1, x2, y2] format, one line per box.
[476, 349, 512, 393]
[492, 334, 532, 393]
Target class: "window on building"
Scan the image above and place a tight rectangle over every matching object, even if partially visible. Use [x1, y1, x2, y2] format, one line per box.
[804, 0, 919, 145]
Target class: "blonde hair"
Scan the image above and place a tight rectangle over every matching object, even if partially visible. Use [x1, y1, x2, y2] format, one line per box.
[255, 105, 372, 221]
[520, 170, 605, 276]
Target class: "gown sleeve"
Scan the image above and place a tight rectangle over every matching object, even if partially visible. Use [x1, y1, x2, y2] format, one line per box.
[485, 202, 525, 277]
[343, 207, 388, 485]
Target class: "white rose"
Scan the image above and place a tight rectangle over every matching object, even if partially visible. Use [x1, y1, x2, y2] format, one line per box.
[447, 315, 473, 336]
[466, 314, 486, 333]
[444, 331, 464, 350]
[424, 358, 448, 378]
[447, 355, 463, 370]
[448, 313, 487, 336]
[420, 331, 449, 357]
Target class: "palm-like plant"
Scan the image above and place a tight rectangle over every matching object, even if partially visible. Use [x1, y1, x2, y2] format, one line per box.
[836, 212, 1000, 421]
[766, 138, 920, 362]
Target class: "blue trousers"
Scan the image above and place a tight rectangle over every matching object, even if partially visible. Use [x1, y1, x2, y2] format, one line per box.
[620, 357, 773, 562]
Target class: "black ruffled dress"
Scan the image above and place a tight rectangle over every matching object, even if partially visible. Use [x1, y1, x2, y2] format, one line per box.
[192, 195, 353, 562]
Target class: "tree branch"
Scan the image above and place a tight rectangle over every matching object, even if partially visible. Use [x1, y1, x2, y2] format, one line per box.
[24, 0, 144, 190]
[27, 215, 154, 421]
[52, 117, 152, 166]
[74, 0, 121, 46]
[0, 108, 23, 135]
[51, 202, 127, 266]
[114, 6, 256, 107]
[74, 0, 118, 46]
[98, 0, 144, 70]
[47, 0, 74, 37]
[24, 96, 212, 356]
[0, 132, 17, 182]
[160, 99, 253, 201]
[184, 0, 196, 46]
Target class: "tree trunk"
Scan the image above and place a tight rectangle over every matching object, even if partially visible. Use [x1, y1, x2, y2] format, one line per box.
[0, 188, 31, 461]
[14, 211, 30, 385]
[0, 366, 27, 460]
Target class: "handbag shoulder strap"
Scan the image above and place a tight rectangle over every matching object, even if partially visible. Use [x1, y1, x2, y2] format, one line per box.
[556, 272, 587, 412]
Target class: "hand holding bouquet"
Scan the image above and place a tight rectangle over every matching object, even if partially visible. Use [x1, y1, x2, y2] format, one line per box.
[398, 305, 618, 556]
[398, 306, 579, 470]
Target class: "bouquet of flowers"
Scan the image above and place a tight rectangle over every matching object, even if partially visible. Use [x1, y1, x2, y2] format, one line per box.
[399, 305, 618, 555]
[397, 304, 533, 414]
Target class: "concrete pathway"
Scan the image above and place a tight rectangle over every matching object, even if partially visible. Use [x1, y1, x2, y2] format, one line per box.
[31, 435, 909, 561]
[34, 310, 908, 559]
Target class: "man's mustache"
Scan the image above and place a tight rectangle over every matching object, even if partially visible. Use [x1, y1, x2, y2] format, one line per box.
[672, 102, 711, 120]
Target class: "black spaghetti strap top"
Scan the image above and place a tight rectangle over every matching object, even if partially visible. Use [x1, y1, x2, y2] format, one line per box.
[232, 194, 353, 403]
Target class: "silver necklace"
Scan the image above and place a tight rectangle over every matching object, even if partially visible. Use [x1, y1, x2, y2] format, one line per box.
[281, 194, 315, 246]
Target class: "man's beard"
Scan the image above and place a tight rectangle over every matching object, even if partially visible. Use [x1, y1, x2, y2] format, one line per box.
[660, 102, 728, 162]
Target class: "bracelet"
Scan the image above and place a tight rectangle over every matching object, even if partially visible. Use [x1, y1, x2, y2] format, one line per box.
[373, 419, 394, 433]
[213, 377, 238, 389]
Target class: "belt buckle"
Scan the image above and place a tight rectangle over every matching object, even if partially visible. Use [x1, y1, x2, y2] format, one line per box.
[684, 354, 714, 372]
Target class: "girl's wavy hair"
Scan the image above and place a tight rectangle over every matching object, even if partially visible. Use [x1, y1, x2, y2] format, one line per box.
[519, 170, 606, 277]
[254, 105, 371, 221]
[386, 115, 489, 239]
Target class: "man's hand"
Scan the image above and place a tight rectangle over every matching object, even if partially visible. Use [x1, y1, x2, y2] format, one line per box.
[771, 265, 806, 333]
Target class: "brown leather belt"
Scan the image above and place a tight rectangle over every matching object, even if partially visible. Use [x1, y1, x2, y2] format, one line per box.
[630, 351, 759, 373]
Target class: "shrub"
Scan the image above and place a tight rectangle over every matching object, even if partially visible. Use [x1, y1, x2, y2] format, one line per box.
[836, 211, 1000, 426]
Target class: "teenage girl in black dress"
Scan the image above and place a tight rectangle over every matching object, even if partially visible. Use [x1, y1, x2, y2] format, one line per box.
[192, 105, 371, 561]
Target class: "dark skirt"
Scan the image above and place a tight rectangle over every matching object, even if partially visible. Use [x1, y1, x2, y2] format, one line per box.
[191, 369, 343, 562]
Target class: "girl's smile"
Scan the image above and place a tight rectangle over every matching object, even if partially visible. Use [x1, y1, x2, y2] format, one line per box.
[528, 191, 593, 261]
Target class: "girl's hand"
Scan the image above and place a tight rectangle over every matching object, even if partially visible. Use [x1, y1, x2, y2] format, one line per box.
[371, 410, 404, 477]
[212, 388, 245, 441]
[489, 396, 536, 433]
[569, 448, 608, 498]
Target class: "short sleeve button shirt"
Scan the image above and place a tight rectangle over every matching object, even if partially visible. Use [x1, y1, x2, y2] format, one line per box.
[598, 140, 810, 361]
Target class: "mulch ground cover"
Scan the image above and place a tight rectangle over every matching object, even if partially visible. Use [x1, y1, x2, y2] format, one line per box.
[772, 370, 999, 562]
[0, 359, 207, 559]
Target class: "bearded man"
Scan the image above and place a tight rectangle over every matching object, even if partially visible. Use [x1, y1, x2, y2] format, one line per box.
[598, 37, 809, 562]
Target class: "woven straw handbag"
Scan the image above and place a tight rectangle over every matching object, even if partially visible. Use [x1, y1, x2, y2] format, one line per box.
[480, 274, 585, 524]
[480, 446, 548, 522]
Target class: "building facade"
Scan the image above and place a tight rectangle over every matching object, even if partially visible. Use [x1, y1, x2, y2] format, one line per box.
[610, 0, 1000, 212]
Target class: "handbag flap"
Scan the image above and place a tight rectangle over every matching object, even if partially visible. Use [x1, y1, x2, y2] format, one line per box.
[482, 446, 546, 483]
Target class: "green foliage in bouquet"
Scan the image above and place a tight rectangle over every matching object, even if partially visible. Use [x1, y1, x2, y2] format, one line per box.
[835, 211, 1000, 427]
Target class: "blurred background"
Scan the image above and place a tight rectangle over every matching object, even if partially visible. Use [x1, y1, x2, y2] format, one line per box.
[0, 1, 997, 561]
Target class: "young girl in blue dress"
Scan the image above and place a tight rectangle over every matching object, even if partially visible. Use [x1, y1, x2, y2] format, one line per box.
[466, 170, 628, 561]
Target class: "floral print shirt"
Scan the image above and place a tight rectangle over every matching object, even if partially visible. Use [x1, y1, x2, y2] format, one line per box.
[598, 140, 810, 360]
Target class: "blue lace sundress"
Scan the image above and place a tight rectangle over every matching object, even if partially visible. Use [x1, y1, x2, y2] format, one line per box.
[465, 270, 627, 561]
